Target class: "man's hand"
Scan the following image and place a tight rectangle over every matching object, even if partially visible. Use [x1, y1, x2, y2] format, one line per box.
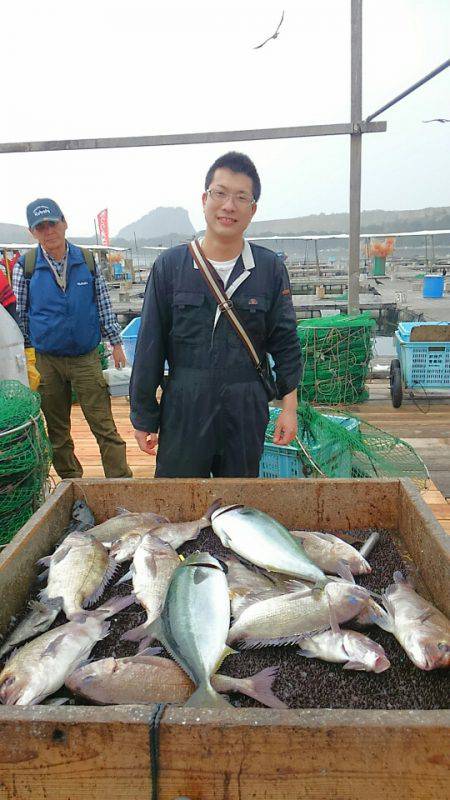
[112, 344, 127, 368]
[134, 429, 159, 455]
[273, 388, 298, 446]
[273, 409, 297, 445]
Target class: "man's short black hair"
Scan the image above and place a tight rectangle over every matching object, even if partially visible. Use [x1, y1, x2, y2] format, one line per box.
[205, 151, 261, 202]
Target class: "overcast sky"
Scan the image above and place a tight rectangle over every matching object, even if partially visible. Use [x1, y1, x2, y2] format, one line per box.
[1, 0, 449, 236]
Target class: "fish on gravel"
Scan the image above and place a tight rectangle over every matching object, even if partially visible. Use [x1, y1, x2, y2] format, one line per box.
[66, 653, 287, 708]
[110, 500, 222, 562]
[39, 532, 117, 619]
[0, 598, 62, 659]
[373, 571, 450, 670]
[211, 505, 327, 585]
[0, 596, 133, 705]
[297, 627, 390, 672]
[146, 552, 233, 708]
[121, 535, 181, 642]
[227, 580, 379, 648]
[225, 556, 307, 619]
[290, 530, 371, 575]
[86, 509, 170, 546]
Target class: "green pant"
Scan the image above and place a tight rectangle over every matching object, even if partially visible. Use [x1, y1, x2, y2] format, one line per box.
[36, 349, 132, 479]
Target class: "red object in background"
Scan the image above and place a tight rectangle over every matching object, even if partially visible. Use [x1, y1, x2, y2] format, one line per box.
[97, 209, 110, 246]
[0, 251, 20, 280]
[0, 269, 16, 308]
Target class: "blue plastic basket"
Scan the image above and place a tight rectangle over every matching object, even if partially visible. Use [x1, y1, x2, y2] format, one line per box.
[394, 322, 450, 389]
[121, 317, 141, 366]
[259, 415, 359, 479]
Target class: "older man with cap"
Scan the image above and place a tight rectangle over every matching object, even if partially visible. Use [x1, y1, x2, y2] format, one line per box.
[13, 198, 132, 480]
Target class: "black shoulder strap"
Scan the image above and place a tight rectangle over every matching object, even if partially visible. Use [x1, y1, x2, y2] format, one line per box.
[80, 247, 96, 274]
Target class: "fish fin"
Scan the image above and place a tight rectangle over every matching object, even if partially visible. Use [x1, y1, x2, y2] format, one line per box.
[42, 633, 67, 658]
[343, 660, 369, 671]
[121, 621, 151, 642]
[43, 697, 70, 706]
[84, 558, 118, 607]
[284, 587, 316, 601]
[130, 646, 162, 660]
[114, 567, 133, 586]
[327, 596, 341, 635]
[296, 646, 316, 658]
[36, 555, 51, 568]
[92, 594, 135, 619]
[144, 553, 157, 579]
[219, 666, 287, 709]
[236, 630, 329, 649]
[336, 560, 355, 583]
[393, 570, 406, 584]
[415, 608, 435, 624]
[37, 568, 50, 583]
[186, 681, 232, 709]
[115, 506, 132, 516]
[52, 545, 71, 565]
[204, 498, 223, 522]
[282, 580, 310, 593]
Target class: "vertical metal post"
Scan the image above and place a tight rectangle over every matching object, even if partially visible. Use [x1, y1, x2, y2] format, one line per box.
[348, 0, 363, 315]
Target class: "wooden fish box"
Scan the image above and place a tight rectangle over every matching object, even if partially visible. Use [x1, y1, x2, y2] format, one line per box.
[0, 478, 448, 800]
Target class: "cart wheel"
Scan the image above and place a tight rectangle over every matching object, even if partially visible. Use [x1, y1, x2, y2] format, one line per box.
[390, 359, 403, 408]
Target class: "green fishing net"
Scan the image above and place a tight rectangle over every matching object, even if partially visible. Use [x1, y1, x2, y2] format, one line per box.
[0, 380, 52, 546]
[297, 312, 375, 404]
[263, 404, 428, 488]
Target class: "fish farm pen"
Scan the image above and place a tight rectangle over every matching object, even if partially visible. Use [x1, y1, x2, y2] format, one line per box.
[0, 477, 448, 799]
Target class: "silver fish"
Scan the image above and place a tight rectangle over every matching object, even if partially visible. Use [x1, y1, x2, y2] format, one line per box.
[40, 532, 116, 619]
[147, 552, 233, 708]
[290, 530, 371, 575]
[66, 654, 287, 708]
[297, 628, 390, 672]
[121, 535, 181, 642]
[225, 556, 307, 619]
[110, 500, 221, 562]
[0, 596, 133, 705]
[227, 580, 374, 648]
[0, 599, 62, 659]
[87, 510, 170, 545]
[374, 572, 450, 670]
[211, 505, 326, 585]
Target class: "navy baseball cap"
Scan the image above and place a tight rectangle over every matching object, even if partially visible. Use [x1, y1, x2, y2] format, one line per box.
[26, 198, 64, 229]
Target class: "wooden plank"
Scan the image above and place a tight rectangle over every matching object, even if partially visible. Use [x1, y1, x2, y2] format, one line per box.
[0, 706, 448, 800]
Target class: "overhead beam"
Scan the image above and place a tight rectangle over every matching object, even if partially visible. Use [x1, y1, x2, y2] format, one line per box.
[0, 121, 386, 155]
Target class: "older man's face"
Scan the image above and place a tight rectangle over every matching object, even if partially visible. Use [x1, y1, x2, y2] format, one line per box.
[30, 219, 68, 255]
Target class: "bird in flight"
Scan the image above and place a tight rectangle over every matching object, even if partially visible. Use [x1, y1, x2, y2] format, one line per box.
[422, 118, 450, 123]
[254, 11, 285, 49]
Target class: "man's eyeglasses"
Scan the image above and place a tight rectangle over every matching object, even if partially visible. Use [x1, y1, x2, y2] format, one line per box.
[206, 188, 255, 208]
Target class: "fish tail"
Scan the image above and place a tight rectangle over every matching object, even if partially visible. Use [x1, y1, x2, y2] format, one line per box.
[236, 667, 288, 709]
[203, 498, 223, 522]
[186, 680, 232, 709]
[91, 594, 135, 619]
[121, 621, 151, 642]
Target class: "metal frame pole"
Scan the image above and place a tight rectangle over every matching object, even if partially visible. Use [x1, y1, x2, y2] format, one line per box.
[348, 0, 363, 315]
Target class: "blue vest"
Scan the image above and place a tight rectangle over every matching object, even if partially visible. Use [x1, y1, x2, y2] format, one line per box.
[27, 243, 101, 357]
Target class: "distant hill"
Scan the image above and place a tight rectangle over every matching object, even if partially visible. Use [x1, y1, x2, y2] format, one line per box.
[247, 207, 450, 236]
[117, 207, 195, 240]
[0, 222, 33, 245]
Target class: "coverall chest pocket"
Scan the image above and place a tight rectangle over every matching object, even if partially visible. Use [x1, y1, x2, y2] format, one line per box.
[171, 291, 207, 342]
[229, 294, 269, 347]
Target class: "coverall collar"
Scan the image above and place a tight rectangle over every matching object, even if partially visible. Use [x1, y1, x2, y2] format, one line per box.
[193, 238, 255, 272]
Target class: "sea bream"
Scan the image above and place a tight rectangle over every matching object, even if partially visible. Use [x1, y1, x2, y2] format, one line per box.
[110, 500, 222, 562]
[39, 532, 116, 619]
[0, 599, 62, 659]
[86, 509, 170, 546]
[290, 530, 371, 575]
[146, 552, 233, 708]
[121, 535, 181, 642]
[227, 580, 379, 648]
[373, 572, 450, 670]
[224, 556, 307, 618]
[211, 505, 327, 585]
[0, 596, 133, 705]
[66, 654, 287, 708]
[297, 628, 390, 672]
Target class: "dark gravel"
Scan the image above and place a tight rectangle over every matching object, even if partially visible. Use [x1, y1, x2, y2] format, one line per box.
[1, 525, 448, 710]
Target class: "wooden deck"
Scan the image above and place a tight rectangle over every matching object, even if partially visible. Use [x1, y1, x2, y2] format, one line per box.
[51, 384, 450, 531]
